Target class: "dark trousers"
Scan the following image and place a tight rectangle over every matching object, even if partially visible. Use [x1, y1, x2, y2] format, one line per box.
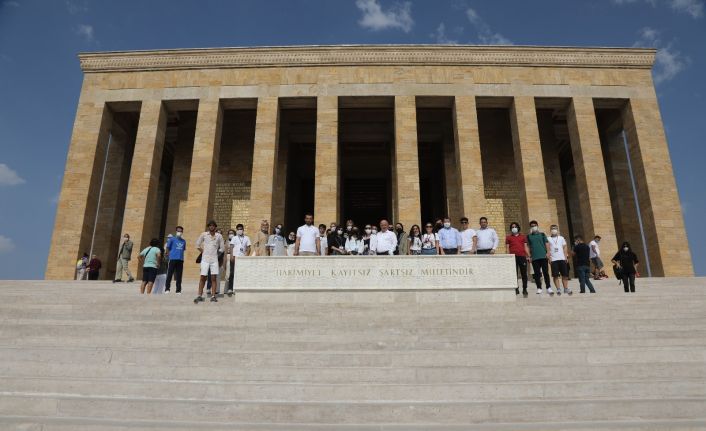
[476, 249, 492, 255]
[531, 258, 551, 290]
[622, 273, 636, 292]
[442, 248, 458, 255]
[165, 260, 183, 293]
[88, 271, 99, 280]
[515, 256, 528, 291]
[576, 265, 595, 293]
[227, 259, 234, 292]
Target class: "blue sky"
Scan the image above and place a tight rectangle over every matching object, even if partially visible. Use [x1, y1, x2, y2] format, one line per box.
[0, 0, 704, 278]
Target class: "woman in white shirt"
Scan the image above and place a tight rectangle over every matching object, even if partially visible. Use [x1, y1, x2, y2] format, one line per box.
[344, 227, 364, 255]
[266, 224, 287, 256]
[408, 224, 422, 255]
[421, 223, 440, 255]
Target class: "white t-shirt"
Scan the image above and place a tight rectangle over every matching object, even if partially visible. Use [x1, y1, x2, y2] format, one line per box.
[589, 240, 600, 259]
[421, 233, 438, 250]
[409, 236, 422, 251]
[296, 224, 319, 253]
[229, 235, 251, 257]
[548, 235, 567, 261]
[460, 229, 477, 252]
[319, 235, 328, 256]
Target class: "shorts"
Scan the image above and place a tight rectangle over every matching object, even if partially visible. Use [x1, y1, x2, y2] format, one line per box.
[142, 267, 158, 283]
[551, 260, 569, 278]
[200, 260, 219, 276]
[591, 257, 604, 269]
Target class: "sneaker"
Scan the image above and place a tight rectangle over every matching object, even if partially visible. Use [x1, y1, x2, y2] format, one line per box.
[515, 288, 520, 295]
[127, 278, 135, 283]
[164, 290, 170, 294]
[210, 296, 218, 303]
[113, 279, 123, 283]
[226, 289, 234, 297]
[556, 288, 562, 296]
[176, 292, 182, 295]
[547, 287, 555, 296]
[522, 289, 528, 298]
[536, 288, 542, 295]
[193, 296, 204, 304]
[565, 288, 573, 295]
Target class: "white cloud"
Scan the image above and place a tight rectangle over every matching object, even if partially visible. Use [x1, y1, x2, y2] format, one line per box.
[75, 24, 94, 42]
[634, 27, 690, 84]
[430, 23, 458, 44]
[669, 0, 704, 17]
[0, 163, 25, 186]
[0, 235, 15, 254]
[612, 0, 703, 17]
[355, 0, 414, 32]
[2, 1, 20, 7]
[66, 0, 87, 14]
[465, 7, 512, 45]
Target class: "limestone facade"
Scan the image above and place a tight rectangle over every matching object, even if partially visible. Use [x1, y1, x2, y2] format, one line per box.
[45, 45, 693, 280]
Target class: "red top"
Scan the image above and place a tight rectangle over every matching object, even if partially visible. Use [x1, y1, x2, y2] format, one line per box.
[505, 234, 528, 257]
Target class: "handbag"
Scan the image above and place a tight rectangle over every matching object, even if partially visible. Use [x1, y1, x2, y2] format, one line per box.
[195, 253, 202, 264]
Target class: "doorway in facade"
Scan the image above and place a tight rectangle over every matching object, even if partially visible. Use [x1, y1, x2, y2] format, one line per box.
[338, 97, 394, 227]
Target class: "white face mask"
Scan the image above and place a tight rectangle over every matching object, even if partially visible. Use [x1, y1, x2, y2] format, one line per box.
[337, 229, 343, 235]
[372, 229, 378, 234]
[530, 226, 538, 233]
[237, 230, 244, 236]
[346, 226, 352, 231]
[623, 247, 629, 252]
[443, 222, 451, 228]
[175, 232, 182, 237]
[228, 233, 234, 239]
[511, 227, 519, 234]
[550, 229, 558, 235]
[365, 228, 372, 234]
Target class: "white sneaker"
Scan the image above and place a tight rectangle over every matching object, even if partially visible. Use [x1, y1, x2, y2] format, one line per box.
[164, 290, 170, 294]
[565, 288, 573, 295]
[536, 288, 542, 295]
[176, 292, 182, 295]
[548, 287, 555, 295]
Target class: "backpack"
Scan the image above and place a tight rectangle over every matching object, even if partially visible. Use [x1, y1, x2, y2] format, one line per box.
[613, 264, 623, 284]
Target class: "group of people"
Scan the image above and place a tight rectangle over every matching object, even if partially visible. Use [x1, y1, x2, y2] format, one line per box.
[91, 213, 640, 303]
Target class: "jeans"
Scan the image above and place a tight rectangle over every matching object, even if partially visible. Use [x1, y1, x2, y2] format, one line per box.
[622, 273, 636, 292]
[115, 257, 133, 281]
[227, 259, 235, 292]
[421, 248, 437, 255]
[531, 258, 551, 290]
[165, 260, 183, 293]
[515, 256, 528, 291]
[442, 248, 458, 255]
[576, 265, 595, 293]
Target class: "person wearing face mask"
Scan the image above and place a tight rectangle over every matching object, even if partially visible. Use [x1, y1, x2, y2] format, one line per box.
[344, 219, 355, 240]
[548, 225, 572, 295]
[368, 225, 379, 255]
[266, 224, 287, 257]
[225, 229, 236, 294]
[230, 224, 252, 261]
[345, 227, 364, 255]
[164, 226, 186, 294]
[589, 235, 607, 280]
[286, 232, 297, 256]
[318, 224, 329, 256]
[505, 222, 530, 297]
[394, 223, 409, 255]
[438, 218, 461, 255]
[362, 225, 373, 255]
[527, 220, 553, 295]
[113, 233, 134, 283]
[252, 220, 270, 256]
[433, 218, 443, 234]
[330, 226, 347, 255]
[327, 223, 338, 255]
[612, 242, 639, 293]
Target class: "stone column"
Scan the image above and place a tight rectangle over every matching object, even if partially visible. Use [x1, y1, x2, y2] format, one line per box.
[509, 96, 556, 229]
[46, 96, 113, 280]
[394, 96, 421, 229]
[566, 97, 617, 249]
[452, 96, 487, 223]
[181, 98, 223, 280]
[621, 96, 693, 276]
[314, 96, 339, 226]
[120, 100, 168, 278]
[247, 96, 280, 238]
[164, 118, 195, 235]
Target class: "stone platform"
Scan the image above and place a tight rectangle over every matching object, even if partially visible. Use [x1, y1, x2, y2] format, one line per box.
[0, 277, 705, 430]
[232, 254, 517, 303]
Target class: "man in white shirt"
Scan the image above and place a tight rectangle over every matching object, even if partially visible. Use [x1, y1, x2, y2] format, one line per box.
[194, 220, 224, 304]
[548, 224, 572, 295]
[294, 213, 321, 256]
[459, 216, 477, 255]
[475, 217, 499, 254]
[374, 219, 398, 255]
[589, 235, 606, 280]
[229, 223, 251, 258]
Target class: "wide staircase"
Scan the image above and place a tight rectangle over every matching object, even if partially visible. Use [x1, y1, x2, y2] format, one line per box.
[1, 277, 705, 430]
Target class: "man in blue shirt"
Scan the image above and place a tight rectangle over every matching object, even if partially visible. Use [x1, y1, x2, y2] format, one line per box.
[164, 226, 186, 294]
[438, 217, 462, 255]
